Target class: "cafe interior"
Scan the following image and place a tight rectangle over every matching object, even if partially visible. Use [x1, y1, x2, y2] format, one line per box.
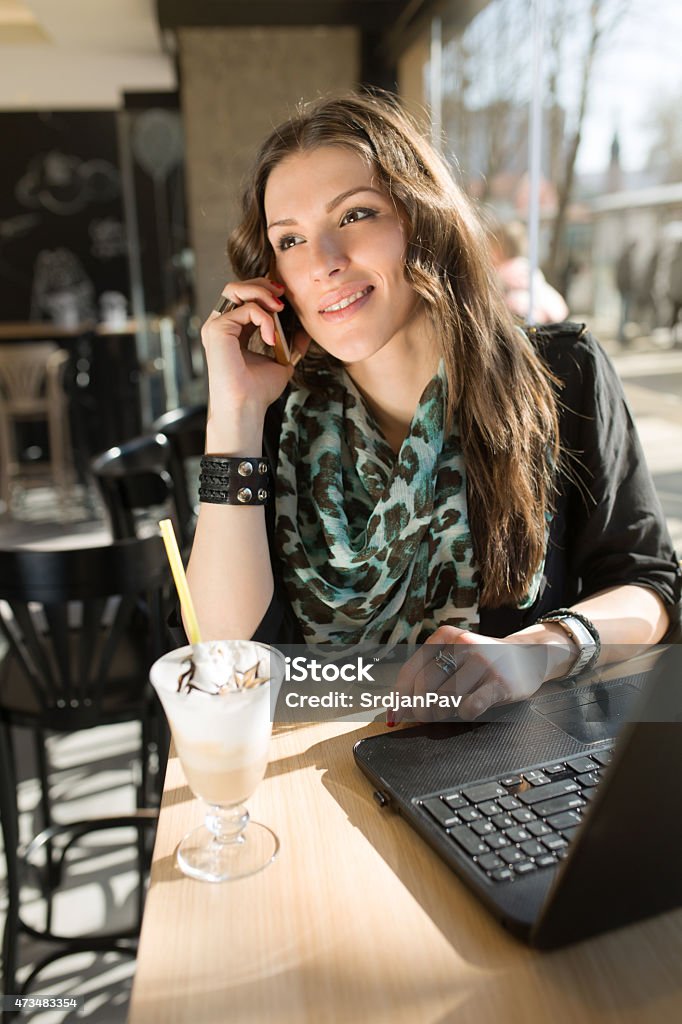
[1, 1, 682, 1022]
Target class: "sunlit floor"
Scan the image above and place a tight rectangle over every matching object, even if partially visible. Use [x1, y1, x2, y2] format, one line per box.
[2, 720, 146, 1022]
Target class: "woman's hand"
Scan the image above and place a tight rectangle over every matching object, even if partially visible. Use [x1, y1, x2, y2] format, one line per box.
[201, 278, 311, 421]
[391, 625, 561, 725]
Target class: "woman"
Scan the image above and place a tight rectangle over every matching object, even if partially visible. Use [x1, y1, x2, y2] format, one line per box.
[186, 91, 680, 723]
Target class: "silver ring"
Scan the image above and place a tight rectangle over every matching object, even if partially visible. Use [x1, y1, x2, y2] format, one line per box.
[213, 296, 239, 315]
[434, 648, 459, 676]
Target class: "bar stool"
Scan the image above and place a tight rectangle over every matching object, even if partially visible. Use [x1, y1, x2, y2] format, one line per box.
[0, 343, 75, 513]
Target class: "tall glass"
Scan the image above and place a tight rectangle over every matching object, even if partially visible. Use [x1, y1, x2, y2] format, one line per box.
[150, 641, 285, 882]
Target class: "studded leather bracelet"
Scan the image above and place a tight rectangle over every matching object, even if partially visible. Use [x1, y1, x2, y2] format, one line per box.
[199, 455, 271, 506]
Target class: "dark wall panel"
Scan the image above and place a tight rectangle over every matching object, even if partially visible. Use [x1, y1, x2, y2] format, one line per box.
[0, 111, 129, 323]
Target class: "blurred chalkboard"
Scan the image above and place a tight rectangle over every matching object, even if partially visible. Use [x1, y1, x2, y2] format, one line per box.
[0, 110, 129, 323]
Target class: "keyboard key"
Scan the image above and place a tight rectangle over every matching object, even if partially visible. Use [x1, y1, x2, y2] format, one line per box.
[547, 810, 582, 831]
[523, 769, 546, 782]
[582, 787, 599, 801]
[557, 847, 569, 859]
[459, 806, 482, 822]
[545, 763, 567, 775]
[500, 775, 522, 787]
[492, 814, 514, 830]
[514, 860, 537, 875]
[450, 826, 489, 857]
[492, 868, 514, 882]
[536, 854, 558, 868]
[566, 756, 598, 773]
[533, 794, 585, 817]
[478, 853, 503, 871]
[422, 798, 459, 828]
[518, 779, 580, 806]
[527, 820, 552, 837]
[562, 826, 580, 841]
[500, 847, 524, 865]
[511, 808, 537, 824]
[520, 840, 545, 858]
[506, 826, 531, 843]
[444, 793, 468, 810]
[498, 795, 522, 811]
[592, 749, 613, 767]
[471, 820, 496, 836]
[478, 801, 502, 816]
[524, 772, 551, 786]
[462, 782, 506, 803]
[485, 832, 510, 850]
[542, 834, 569, 851]
[576, 771, 600, 788]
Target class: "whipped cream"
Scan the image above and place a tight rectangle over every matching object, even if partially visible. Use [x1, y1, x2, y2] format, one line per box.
[177, 640, 270, 696]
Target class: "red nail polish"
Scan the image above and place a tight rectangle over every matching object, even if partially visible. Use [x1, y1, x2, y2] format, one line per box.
[270, 280, 284, 289]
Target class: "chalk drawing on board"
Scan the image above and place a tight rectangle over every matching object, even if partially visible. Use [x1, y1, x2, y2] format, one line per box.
[89, 218, 127, 260]
[30, 248, 96, 326]
[16, 151, 119, 216]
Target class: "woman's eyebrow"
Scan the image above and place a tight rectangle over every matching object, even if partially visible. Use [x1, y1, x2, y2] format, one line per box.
[267, 186, 384, 229]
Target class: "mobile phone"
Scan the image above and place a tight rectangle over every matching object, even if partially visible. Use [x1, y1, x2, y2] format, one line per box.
[271, 311, 291, 366]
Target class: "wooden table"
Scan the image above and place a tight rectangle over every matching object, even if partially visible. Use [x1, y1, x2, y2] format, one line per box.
[128, 719, 682, 1024]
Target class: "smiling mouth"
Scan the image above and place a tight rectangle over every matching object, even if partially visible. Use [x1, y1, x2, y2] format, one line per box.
[320, 286, 374, 314]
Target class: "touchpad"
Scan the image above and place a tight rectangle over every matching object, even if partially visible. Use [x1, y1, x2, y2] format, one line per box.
[531, 681, 640, 744]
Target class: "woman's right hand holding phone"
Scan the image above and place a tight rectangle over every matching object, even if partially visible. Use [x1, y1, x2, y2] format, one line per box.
[201, 277, 309, 451]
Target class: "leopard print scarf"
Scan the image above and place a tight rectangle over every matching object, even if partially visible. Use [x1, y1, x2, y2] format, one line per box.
[274, 359, 481, 645]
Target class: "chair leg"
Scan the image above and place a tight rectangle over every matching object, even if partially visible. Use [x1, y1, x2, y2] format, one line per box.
[0, 412, 13, 514]
[0, 719, 20, 1002]
[33, 729, 58, 929]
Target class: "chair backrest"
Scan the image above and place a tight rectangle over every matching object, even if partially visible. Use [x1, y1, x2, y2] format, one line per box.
[0, 536, 171, 728]
[152, 404, 207, 461]
[90, 433, 192, 546]
[0, 343, 68, 412]
[152, 404, 206, 524]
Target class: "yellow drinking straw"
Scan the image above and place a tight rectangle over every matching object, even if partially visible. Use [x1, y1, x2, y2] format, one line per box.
[158, 518, 202, 644]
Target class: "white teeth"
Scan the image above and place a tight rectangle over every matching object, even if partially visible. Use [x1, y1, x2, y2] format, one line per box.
[322, 287, 372, 313]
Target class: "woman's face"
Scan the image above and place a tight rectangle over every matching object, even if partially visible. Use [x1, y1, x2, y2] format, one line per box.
[264, 146, 424, 366]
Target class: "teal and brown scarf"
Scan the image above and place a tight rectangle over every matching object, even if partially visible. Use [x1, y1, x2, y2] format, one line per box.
[274, 360, 483, 645]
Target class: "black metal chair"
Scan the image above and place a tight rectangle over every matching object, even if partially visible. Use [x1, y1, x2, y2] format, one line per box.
[152, 403, 207, 524]
[0, 536, 172, 1005]
[90, 433, 194, 552]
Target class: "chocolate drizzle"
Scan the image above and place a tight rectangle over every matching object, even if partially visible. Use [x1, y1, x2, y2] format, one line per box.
[176, 655, 270, 695]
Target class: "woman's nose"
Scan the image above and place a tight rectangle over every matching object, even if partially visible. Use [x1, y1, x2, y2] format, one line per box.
[308, 235, 349, 280]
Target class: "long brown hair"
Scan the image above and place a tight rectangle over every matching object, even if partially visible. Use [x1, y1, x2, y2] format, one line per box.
[228, 91, 560, 608]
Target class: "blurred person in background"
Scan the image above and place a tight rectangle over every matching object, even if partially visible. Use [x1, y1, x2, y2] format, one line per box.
[487, 219, 568, 325]
[668, 242, 682, 346]
[615, 240, 637, 346]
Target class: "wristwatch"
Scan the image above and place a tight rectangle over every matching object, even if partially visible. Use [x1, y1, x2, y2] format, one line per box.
[538, 613, 599, 678]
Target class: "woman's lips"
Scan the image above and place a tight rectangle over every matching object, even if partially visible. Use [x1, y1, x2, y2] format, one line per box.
[319, 286, 374, 323]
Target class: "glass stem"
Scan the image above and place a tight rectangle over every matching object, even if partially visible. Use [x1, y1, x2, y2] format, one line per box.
[205, 803, 249, 845]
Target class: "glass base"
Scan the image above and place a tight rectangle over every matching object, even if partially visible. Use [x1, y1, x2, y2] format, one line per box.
[176, 820, 279, 882]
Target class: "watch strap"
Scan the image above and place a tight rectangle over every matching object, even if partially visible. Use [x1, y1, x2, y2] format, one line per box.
[537, 609, 601, 678]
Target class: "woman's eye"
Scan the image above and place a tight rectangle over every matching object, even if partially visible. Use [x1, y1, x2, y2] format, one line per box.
[341, 207, 376, 226]
[277, 234, 303, 252]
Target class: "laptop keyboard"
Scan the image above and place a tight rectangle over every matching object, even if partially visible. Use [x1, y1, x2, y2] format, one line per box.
[417, 745, 613, 883]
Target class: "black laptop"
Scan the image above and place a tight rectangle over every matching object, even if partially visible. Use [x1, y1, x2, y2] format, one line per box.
[353, 644, 682, 949]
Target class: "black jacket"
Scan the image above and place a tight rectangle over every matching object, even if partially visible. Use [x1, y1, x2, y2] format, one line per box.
[248, 323, 681, 645]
